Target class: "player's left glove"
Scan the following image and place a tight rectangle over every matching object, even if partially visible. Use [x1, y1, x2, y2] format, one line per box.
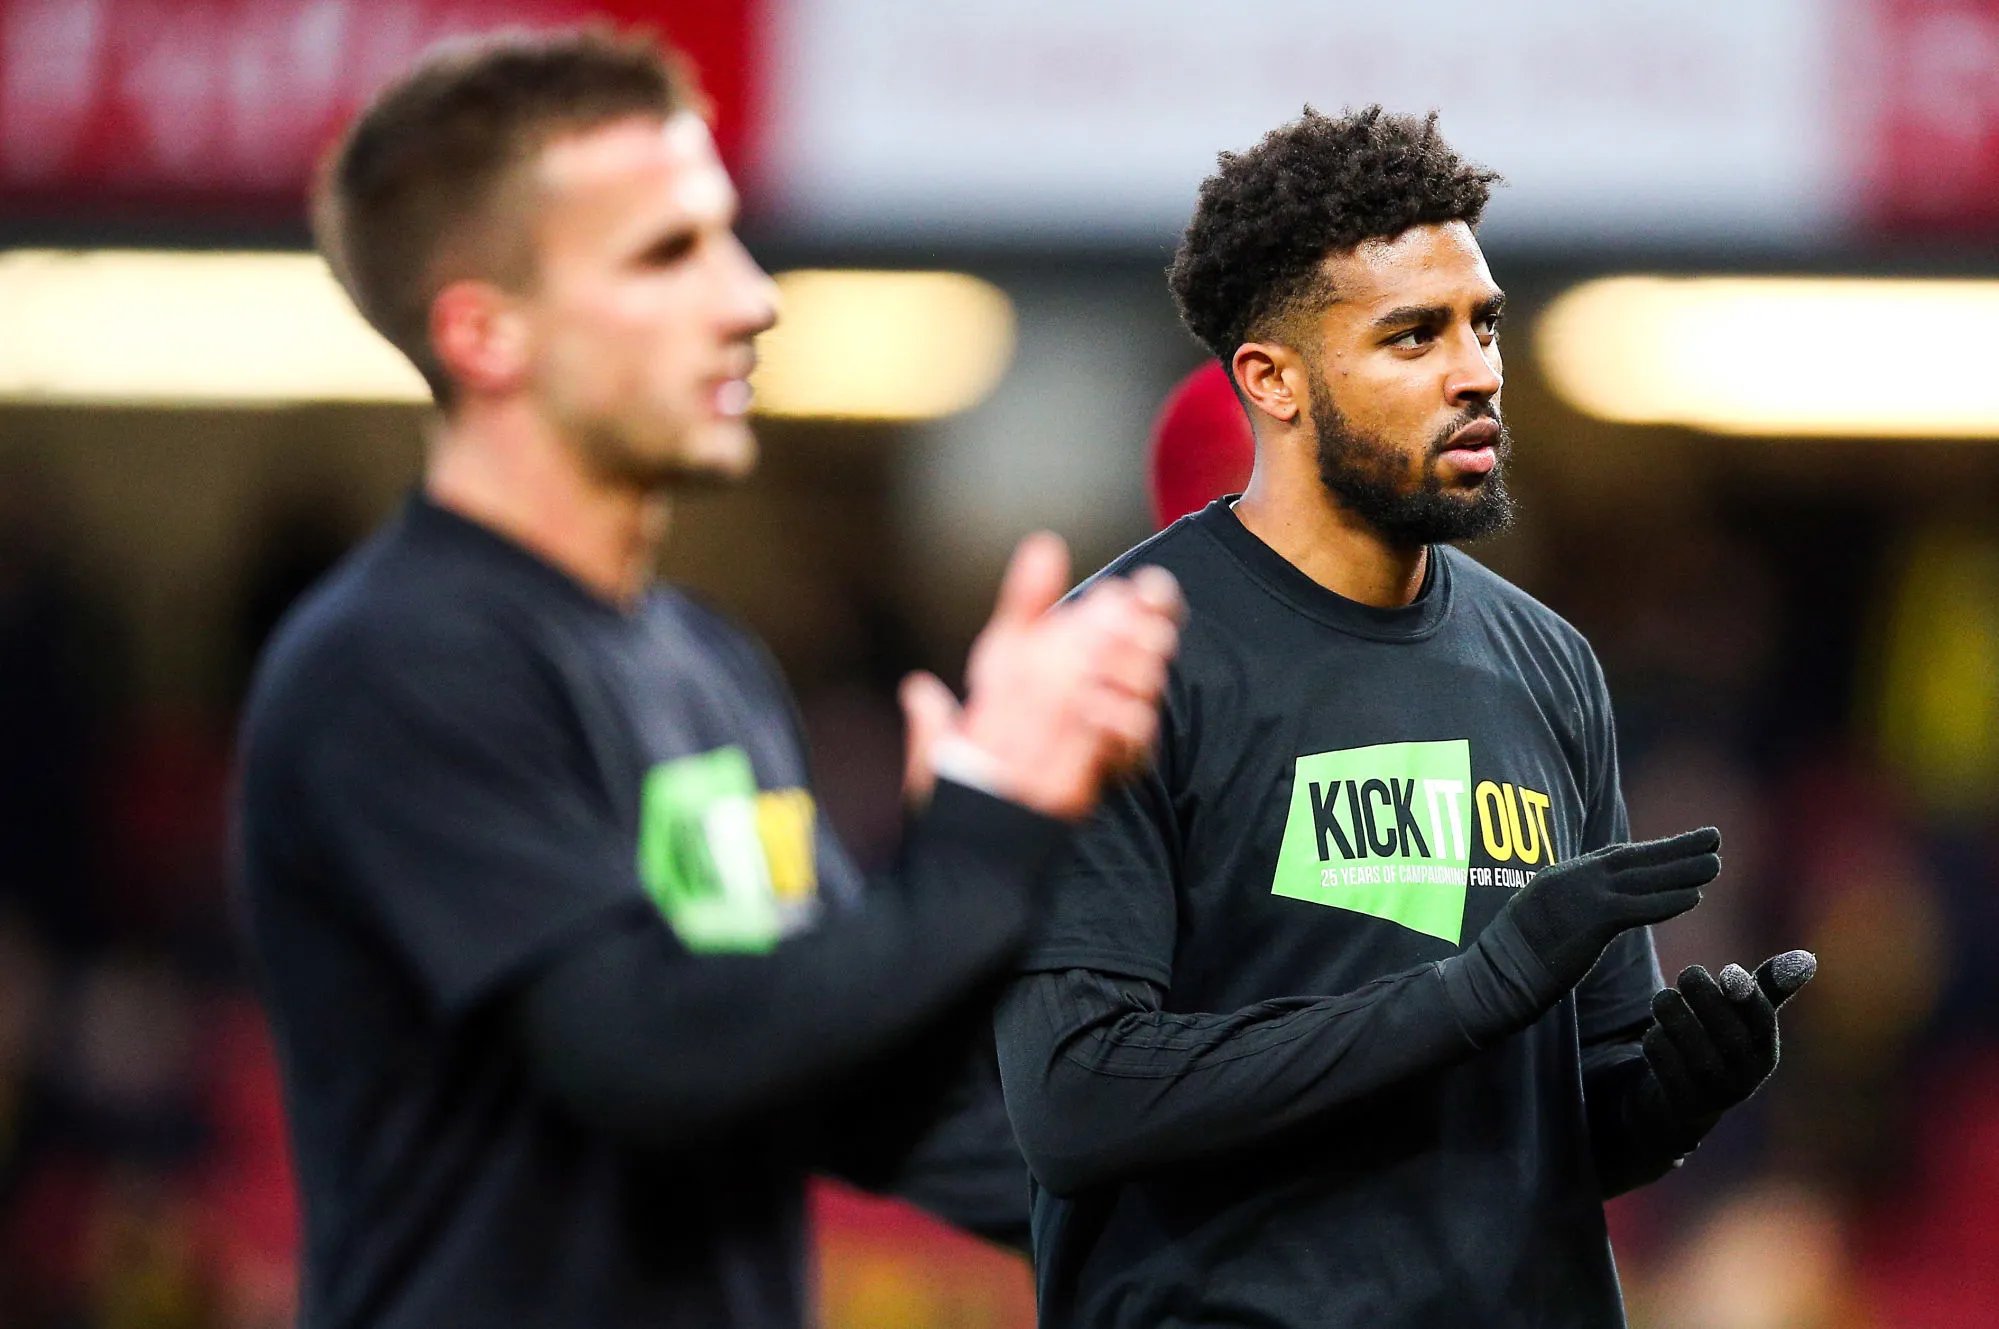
[1634, 950, 1817, 1148]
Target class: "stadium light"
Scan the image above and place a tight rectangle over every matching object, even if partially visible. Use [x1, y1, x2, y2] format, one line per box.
[0, 252, 1016, 420]
[1536, 276, 1999, 438]
[0, 249, 430, 405]
[751, 269, 1015, 420]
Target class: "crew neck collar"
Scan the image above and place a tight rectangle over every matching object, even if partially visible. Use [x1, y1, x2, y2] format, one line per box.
[1192, 497, 1453, 642]
[401, 490, 637, 618]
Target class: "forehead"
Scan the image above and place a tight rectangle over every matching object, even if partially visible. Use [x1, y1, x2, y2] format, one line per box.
[1322, 221, 1499, 315]
[533, 111, 734, 236]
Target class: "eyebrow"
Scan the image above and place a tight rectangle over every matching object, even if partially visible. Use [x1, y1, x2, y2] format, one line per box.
[1370, 291, 1507, 331]
[633, 224, 698, 262]
[625, 192, 740, 262]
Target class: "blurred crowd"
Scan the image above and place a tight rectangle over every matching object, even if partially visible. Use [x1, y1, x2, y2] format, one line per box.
[0, 459, 1994, 1329]
[1544, 496, 1999, 1329]
[0, 480, 300, 1329]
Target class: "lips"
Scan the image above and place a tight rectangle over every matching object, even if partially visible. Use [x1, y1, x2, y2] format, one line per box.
[713, 378, 753, 419]
[1444, 418, 1501, 451]
[711, 348, 758, 419]
[1438, 417, 1501, 476]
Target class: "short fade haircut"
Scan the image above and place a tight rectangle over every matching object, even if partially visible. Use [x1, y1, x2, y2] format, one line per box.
[1168, 106, 1501, 364]
[312, 25, 697, 404]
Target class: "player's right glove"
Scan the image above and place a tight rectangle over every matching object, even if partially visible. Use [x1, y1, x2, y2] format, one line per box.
[1439, 827, 1721, 1045]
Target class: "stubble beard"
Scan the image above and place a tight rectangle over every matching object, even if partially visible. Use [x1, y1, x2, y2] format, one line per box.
[1308, 371, 1516, 549]
[571, 413, 757, 493]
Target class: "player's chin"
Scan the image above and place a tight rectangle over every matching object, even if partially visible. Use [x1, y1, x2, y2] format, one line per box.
[1436, 476, 1516, 541]
[1428, 451, 1505, 491]
[603, 423, 757, 491]
[700, 420, 759, 477]
[669, 422, 760, 486]
[1422, 468, 1491, 497]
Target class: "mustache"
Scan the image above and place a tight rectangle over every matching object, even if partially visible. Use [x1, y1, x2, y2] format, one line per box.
[1427, 403, 1507, 458]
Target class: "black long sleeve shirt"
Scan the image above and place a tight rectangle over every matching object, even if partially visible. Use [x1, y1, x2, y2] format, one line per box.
[997, 968, 1680, 1200]
[996, 503, 1677, 1329]
[236, 494, 1052, 1329]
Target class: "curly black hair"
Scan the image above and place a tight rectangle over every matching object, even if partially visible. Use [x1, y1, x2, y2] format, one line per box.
[1168, 106, 1500, 363]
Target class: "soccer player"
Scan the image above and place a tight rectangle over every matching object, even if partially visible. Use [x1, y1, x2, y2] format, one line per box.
[994, 109, 1815, 1327]
[233, 28, 1181, 1329]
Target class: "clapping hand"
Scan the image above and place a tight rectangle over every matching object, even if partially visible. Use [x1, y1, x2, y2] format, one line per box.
[901, 532, 1183, 820]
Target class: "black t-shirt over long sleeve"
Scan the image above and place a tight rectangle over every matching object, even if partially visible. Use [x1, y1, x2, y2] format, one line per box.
[235, 495, 1053, 1329]
[994, 501, 1664, 1329]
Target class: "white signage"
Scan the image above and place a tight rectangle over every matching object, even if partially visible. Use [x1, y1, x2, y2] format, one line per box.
[762, 0, 1858, 245]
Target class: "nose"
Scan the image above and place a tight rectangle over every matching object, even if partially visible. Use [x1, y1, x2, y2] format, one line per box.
[721, 233, 779, 341]
[1445, 325, 1502, 408]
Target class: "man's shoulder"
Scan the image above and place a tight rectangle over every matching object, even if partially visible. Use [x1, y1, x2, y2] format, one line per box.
[1071, 506, 1230, 600]
[1440, 546, 1596, 660]
[243, 523, 537, 746]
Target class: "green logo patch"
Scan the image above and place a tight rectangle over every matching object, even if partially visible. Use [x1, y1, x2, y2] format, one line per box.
[1271, 739, 1473, 943]
[637, 746, 815, 954]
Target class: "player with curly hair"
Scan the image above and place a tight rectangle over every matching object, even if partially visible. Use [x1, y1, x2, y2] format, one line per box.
[993, 107, 1815, 1328]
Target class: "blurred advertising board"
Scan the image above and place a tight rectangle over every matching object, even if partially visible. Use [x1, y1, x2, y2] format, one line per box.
[1863, 0, 1999, 235]
[761, 0, 1999, 250]
[761, 0, 1857, 247]
[5, 0, 1997, 247]
[0, 0, 757, 222]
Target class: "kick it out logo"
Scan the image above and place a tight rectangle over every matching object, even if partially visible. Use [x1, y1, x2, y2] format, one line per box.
[1270, 739, 1555, 944]
[635, 746, 820, 953]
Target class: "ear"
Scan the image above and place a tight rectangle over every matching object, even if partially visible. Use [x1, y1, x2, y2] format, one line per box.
[1231, 342, 1303, 425]
[429, 279, 531, 399]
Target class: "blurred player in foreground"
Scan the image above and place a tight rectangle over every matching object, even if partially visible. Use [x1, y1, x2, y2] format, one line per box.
[233, 27, 1180, 1329]
[996, 108, 1815, 1328]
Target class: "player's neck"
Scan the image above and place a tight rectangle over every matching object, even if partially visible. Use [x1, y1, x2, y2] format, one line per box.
[424, 402, 667, 608]
[1233, 467, 1427, 610]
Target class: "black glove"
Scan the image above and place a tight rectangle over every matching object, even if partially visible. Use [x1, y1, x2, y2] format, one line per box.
[1634, 950, 1817, 1149]
[1441, 827, 1721, 1045]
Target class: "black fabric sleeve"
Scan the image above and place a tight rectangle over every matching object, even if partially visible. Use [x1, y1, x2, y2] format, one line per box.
[1567, 640, 1685, 1194]
[512, 779, 1068, 1155]
[1000, 675, 1524, 1197]
[1019, 755, 1177, 984]
[1578, 920, 1689, 1198]
[292, 621, 644, 1017]
[1579, 1021, 1693, 1197]
[868, 1043, 1032, 1252]
[1572, 640, 1664, 1044]
[994, 962, 1485, 1197]
[797, 814, 1030, 1249]
[800, 953, 1022, 1238]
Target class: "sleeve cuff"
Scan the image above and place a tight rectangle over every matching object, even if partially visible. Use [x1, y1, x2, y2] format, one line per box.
[1438, 909, 1561, 1048]
[928, 735, 1009, 798]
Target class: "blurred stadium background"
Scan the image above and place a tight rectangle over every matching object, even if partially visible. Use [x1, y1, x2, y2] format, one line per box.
[2, 1, 1998, 1325]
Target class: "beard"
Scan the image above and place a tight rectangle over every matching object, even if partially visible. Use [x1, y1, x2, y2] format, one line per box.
[1309, 371, 1515, 547]
[569, 413, 757, 493]
[537, 356, 759, 494]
